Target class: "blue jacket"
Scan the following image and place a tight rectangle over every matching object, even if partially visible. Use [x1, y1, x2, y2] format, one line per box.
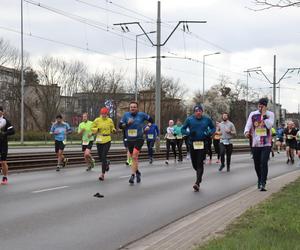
[120, 112, 153, 140]
[181, 115, 215, 144]
[144, 124, 159, 141]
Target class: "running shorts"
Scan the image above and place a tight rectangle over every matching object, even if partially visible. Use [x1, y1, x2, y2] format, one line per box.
[0, 141, 8, 161]
[127, 139, 144, 154]
[55, 140, 65, 153]
[82, 141, 93, 152]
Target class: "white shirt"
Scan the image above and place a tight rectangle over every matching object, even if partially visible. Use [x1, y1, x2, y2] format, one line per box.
[0, 115, 6, 130]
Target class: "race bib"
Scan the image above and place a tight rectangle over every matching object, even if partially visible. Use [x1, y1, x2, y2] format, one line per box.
[176, 135, 183, 139]
[82, 141, 89, 146]
[193, 141, 204, 150]
[128, 129, 137, 137]
[287, 135, 293, 140]
[256, 128, 267, 136]
[148, 134, 154, 139]
[96, 136, 102, 143]
[62, 140, 67, 145]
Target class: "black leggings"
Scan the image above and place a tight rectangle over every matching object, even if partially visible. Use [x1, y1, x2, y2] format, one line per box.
[176, 138, 183, 161]
[205, 139, 212, 160]
[213, 139, 220, 160]
[166, 139, 176, 160]
[219, 143, 233, 168]
[147, 140, 155, 158]
[96, 142, 111, 174]
[190, 147, 206, 185]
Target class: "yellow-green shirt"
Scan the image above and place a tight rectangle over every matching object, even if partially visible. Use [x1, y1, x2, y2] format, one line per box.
[78, 120, 94, 144]
[92, 116, 115, 144]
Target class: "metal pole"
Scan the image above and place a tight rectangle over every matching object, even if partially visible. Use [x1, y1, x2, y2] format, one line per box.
[273, 55, 277, 128]
[155, 1, 161, 150]
[20, 0, 24, 144]
[202, 55, 205, 103]
[246, 71, 249, 122]
[135, 35, 138, 101]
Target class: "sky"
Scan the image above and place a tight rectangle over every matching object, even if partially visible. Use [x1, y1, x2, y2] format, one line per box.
[1, 0, 300, 112]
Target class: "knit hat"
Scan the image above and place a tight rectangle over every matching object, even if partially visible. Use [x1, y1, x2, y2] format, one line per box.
[193, 104, 203, 112]
[100, 107, 109, 114]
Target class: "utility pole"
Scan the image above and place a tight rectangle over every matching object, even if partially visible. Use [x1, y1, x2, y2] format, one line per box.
[114, 1, 206, 149]
[20, 0, 25, 144]
[244, 66, 261, 122]
[248, 55, 300, 129]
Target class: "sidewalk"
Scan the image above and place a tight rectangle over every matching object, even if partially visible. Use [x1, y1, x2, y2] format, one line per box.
[121, 169, 300, 250]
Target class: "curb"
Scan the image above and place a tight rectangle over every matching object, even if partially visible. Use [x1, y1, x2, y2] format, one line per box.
[121, 169, 300, 250]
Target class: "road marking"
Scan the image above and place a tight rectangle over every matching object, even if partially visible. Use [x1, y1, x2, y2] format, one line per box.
[119, 175, 131, 179]
[176, 167, 190, 171]
[32, 186, 69, 194]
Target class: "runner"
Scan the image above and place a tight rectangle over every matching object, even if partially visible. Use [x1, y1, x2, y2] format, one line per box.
[144, 122, 159, 164]
[213, 121, 221, 164]
[165, 120, 176, 164]
[0, 106, 15, 185]
[119, 101, 153, 184]
[92, 107, 116, 181]
[182, 104, 215, 192]
[50, 115, 72, 171]
[244, 98, 274, 191]
[219, 112, 236, 172]
[270, 127, 276, 157]
[284, 121, 297, 165]
[296, 128, 300, 166]
[78, 112, 95, 171]
[173, 119, 183, 162]
[275, 123, 285, 153]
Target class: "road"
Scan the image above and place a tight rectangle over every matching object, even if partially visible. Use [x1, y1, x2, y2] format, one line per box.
[0, 153, 298, 250]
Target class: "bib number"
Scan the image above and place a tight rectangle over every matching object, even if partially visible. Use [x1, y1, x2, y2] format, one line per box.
[287, 135, 293, 140]
[176, 135, 183, 139]
[96, 136, 102, 143]
[214, 135, 221, 140]
[256, 128, 267, 136]
[148, 134, 154, 139]
[128, 129, 137, 137]
[193, 141, 204, 150]
[62, 140, 67, 145]
[82, 141, 89, 146]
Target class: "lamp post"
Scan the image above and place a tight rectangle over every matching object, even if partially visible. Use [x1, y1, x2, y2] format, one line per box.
[135, 31, 156, 101]
[202, 52, 220, 103]
[20, 0, 25, 144]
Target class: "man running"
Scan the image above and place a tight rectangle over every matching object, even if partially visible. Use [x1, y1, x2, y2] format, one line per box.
[275, 123, 285, 153]
[119, 101, 153, 184]
[144, 122, 159, 164]
[0, 106, 15, 185]
[182, 104, 215, 192]
[244, 98, 274, 191]
[173, 119, 184, 162]
[78, 112, 95, 171]
[213, 121, 221, 164]
[219, 112, 236, 172]
[284, 121, 297, 164]
[165, 120, 176, 164]
[50, 115, 72, 171]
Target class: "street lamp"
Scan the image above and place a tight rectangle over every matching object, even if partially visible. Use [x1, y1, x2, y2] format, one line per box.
[20, 0, 25, 144]
[135, 31, 156, 101]
[202, 52, 220, 103]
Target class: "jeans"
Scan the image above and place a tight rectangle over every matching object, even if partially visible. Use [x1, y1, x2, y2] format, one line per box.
[219, 143, 233, 169]
[252, 146, 271, 186]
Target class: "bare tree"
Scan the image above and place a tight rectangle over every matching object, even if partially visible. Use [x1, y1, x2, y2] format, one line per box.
[251, 0, 300, 10]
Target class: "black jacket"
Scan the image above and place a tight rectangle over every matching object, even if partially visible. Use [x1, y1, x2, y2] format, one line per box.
[0, 117, 15, 141]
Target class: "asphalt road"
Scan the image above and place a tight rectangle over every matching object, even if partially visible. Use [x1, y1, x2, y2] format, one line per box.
[0, 152, 298, 250]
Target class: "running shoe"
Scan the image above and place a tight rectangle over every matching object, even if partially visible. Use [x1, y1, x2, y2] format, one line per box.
[62, 158, 68, 168]
[165, 160, 169, 165]
[216, 160, 220, 164]
[193, 183, 199, 192]
[105, 161, 110, 172]
[257, 181, 261, 189]
[90, 158, 95, 169]
[1, 177, 8, 185]
[129, 174, 135, 184]
[149, 158, 153, 164]
[291, 158, 295, 164]
[260, 185, 267, 192]
[86, 165, 92, 171]
[186, 154, 190, 160]
[136, 170, 141, 183]
[219, 165, 225, 171]
[99, 174, 104, 181]
[286, 159, 290, 164]
[56, 165, 61, 172]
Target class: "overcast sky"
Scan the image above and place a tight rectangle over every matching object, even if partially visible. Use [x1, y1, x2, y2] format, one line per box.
[1, 0, 300, 112]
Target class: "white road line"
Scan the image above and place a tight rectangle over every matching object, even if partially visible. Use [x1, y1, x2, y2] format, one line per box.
[32, 186, 69, 194]
[119, 175, 131, 179]
[176, 167, 190, 170]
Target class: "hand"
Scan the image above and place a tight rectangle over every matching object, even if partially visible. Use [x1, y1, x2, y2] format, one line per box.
[87, 133, 92, 138]
[225, 129, 231, 133]
[245, 132, 251, 139]
[144, 126, 150, 131]
[260, 106, 267, 116]
[81, 128, 86, 132]
[128, 118, 134, 125]
[112, 128, 116, 133]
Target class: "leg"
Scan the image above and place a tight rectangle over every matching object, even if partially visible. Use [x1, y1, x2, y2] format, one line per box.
[226, 144, 233, 171]
[166, 139, 171, 161]
[171, 140, 177, 160]
[260, 146, 271, 189]
[219, 143, 226, 170]
[190, 147, 205, 187]
[176, 139, 183, 161]
[252, 147, 262, 187]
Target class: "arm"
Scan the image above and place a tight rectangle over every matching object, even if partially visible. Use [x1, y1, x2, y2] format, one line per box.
[4, 120, 15, 136]
[230, 123, 237, 135]
[181, 118, 190, 136]
[244, 112, 253, 137]
[110, 119, 116, 133]
[208, 119, 216, 135]
[263, 111, 274, 129]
